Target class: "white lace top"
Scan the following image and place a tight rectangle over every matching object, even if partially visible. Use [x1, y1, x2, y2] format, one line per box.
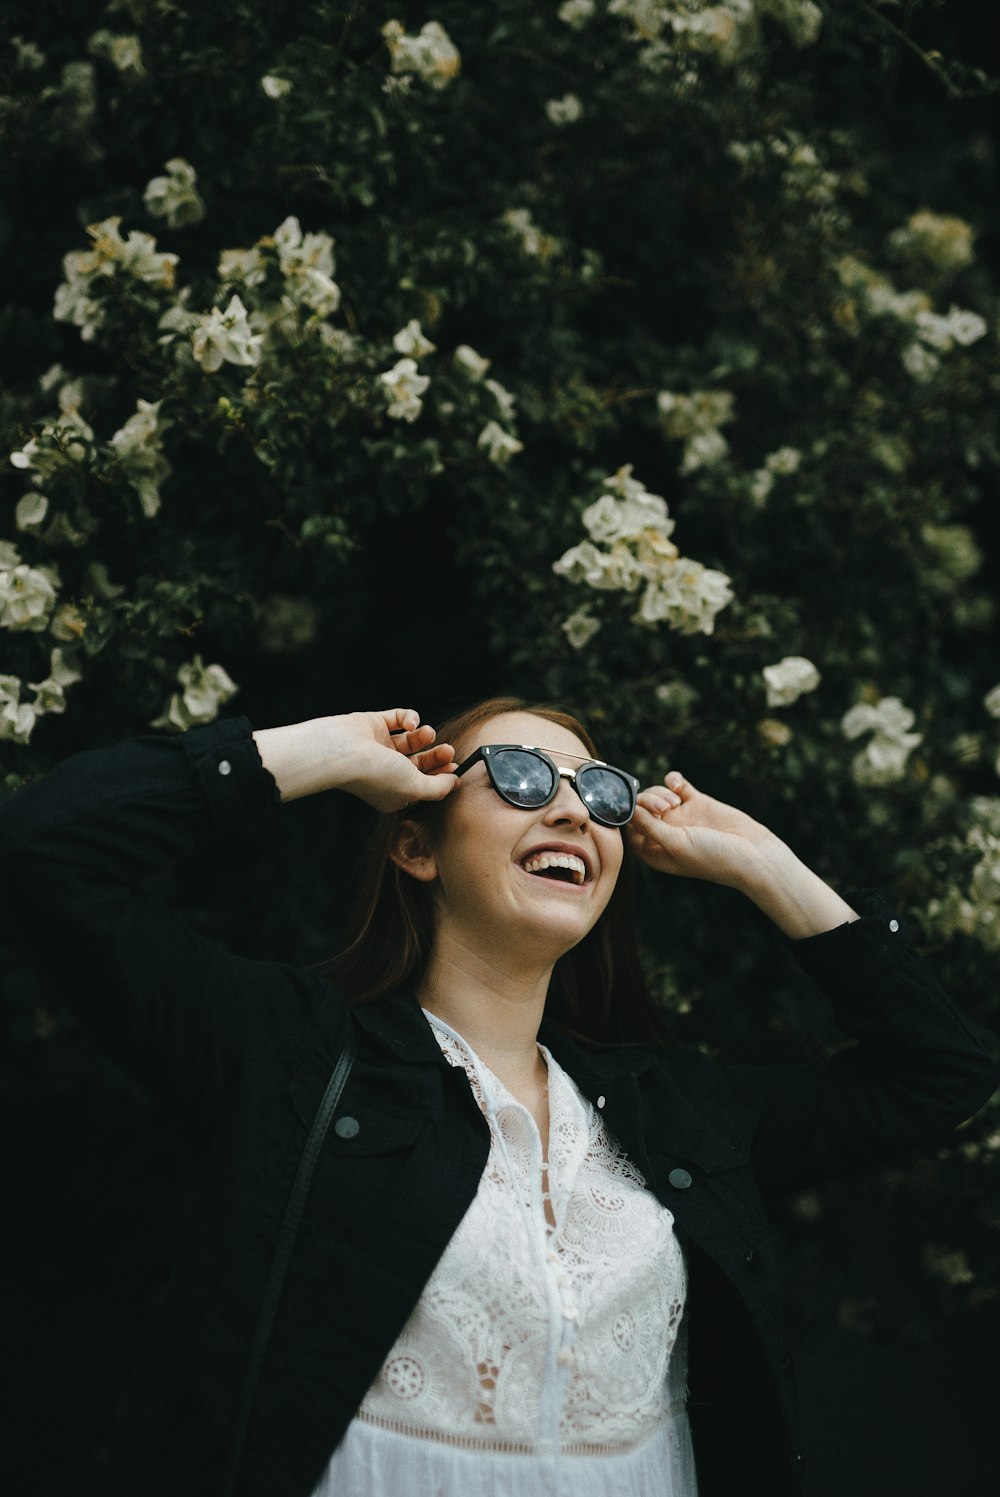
[311, 1012, 697, 1497]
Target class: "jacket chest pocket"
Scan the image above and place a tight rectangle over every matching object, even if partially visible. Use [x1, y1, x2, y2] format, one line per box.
[287, 1057, 432, 1157]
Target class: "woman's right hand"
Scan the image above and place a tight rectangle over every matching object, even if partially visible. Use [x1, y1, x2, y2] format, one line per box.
[325, 708, 459, 812]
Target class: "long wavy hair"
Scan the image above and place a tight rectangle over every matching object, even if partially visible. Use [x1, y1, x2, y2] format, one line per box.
[308, 696, 670, 1048]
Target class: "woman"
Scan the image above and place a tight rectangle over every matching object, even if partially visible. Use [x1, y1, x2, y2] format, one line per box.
[1, 698, 995, 1497]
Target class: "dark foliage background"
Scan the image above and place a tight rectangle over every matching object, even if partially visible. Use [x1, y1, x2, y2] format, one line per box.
[1, 2, 999, 1491]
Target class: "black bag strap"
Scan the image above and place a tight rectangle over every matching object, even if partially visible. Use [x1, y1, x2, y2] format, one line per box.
[221, 1028, 359, 1496]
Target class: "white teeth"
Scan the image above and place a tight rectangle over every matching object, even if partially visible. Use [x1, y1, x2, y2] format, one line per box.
[520, 851, 587, 885]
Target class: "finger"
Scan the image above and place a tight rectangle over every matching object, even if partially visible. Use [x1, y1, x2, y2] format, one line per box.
[390, 724, 438, 754]
[383, 707, 422, 734]
[637, 789, 681, 814]
[410, 743, 457, 773]
[664, 770, 690, 793]
[411, 771, 458, 801]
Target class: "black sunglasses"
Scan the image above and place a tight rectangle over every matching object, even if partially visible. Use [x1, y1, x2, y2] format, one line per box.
[454, 743, 639, 828]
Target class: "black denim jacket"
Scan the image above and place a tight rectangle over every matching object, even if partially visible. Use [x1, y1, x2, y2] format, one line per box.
[1, 714, 995, 1497]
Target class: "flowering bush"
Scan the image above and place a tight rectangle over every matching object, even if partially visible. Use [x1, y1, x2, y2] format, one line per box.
[1, 0, 999, 1461]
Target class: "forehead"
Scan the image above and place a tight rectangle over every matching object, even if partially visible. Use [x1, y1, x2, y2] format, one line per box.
[459, 712, 592, 762]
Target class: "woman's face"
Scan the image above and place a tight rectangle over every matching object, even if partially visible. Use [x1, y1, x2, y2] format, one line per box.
[405, 711, 625, 965]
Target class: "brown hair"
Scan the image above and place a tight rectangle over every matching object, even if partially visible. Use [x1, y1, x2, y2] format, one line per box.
[308, 696, 670, 1048]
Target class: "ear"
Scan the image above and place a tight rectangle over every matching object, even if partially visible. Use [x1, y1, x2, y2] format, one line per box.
[389, 817, 439, 883]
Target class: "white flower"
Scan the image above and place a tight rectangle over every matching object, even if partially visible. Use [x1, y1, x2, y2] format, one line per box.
[261, 74, 293, 98]
[151, 655, 239, 731]
[657, 389, 735, 473]
[545, 94, 583, 126]
[901, 341, 940, 382]
[762, 655, 821, 708]
[267, 217, 342, 317]
[561, 608, 601, 649]
[484, 378, 517, 423]
[889, 210, 975, 274]
[16, 493, 49, 530]
[477, 421, 524, 465]
[0, 563, 59, 632]
[558, 0, 596, 27]
[501, 207, 561, 259]
[392, 319, 437, 358]
[27, 647, 83, 716]
[983, 685, 1000, 721]
[749, 468, 774, 506]
[0, 541, 22, 571]
[191, 295, 264, 372]
[378, 357, 430, 422]
[143, 157, 205, 229]
[218, 247, 269, 288]
[0, 686, 36, 744]
[87, 30, 144, 74]
[841, 696, 923, 784]
[765, 446, 802, 476]
[454, 344, 491, 379]
[109, 398, 173, 518]
[382, 19, 461, 90]
[943, 305, 988, 346]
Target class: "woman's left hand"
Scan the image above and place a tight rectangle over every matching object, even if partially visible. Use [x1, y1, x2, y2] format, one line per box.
[625, 769, 786, 892]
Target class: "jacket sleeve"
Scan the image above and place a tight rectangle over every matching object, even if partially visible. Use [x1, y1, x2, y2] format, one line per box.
[720, 887, 1000, 1202]
[0, 713, 334, 1139]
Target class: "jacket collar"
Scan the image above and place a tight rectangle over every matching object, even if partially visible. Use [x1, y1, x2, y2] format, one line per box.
[351, 978, 660, 1081]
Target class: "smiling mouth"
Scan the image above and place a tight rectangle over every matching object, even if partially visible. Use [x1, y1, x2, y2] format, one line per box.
[517, 854, 591, 889]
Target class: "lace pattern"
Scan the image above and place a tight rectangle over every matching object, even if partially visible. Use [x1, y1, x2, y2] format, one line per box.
[353, 1013, 688, 1455]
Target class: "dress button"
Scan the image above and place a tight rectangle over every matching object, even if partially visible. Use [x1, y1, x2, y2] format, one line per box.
[334, 1115, 360, 1139]
[563, 1304, 578, 1320]
[888, 919, 899, 932]
[597, 1095, 606, 1109]
[217, 758, 232, 775]
[668, 1168, 692, 1190]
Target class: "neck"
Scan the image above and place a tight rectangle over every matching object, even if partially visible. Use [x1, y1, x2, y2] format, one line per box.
[416, 931, 553, 1091]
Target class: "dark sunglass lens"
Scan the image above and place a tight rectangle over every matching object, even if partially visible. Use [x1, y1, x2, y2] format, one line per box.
[578, 766, 633, 824]
[492, 750, 554, 807]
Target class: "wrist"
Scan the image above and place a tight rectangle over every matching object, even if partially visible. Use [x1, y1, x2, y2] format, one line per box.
[252, 715, 356, 803]
[736, 838, 861, 940]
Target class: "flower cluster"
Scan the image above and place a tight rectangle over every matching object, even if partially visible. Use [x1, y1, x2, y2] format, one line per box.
[889, 210, 975, 277]
[86, 29, 143, 74]
[143, 157, 205, 229]
[657, 389, 735, 473]
[762, 655, 820, 708]
[836, 254, 988, 382]
[841, 696, 923, 786]
[150, 655, 238, 732]
[10, 376, 93, 484]
[379, 357, 430, 423]
[552, 464, 735, 637]
[0, 541, 60, 635]
[926, 797, 1000, 955]
[607, 0, 822, 68]
[381, 20, 461, 91]
[748, 445, 802, 507]
[54, 217, 178, 343]
[0, 647, 82, 745]
[500, 208, 562, 260]
[109, 398, 173, 518]
[450, 341, 525, 464]
[545, 94, 583, 125]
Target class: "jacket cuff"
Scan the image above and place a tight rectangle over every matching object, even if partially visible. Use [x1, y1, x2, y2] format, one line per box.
[179, 714, 282, 835]
[777, 886, 911, 995]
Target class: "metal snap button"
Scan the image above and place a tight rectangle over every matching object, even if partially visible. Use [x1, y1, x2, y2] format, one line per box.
[888, 919, 899, 932]
[334, 1115, 360, 1139]
[217, 759, 232, 775]
[596, 1095, 606, 1109]
[668, 1168, 692, 1190]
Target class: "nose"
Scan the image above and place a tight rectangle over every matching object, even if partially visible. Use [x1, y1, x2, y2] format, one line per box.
[543, 773, 590, 829]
